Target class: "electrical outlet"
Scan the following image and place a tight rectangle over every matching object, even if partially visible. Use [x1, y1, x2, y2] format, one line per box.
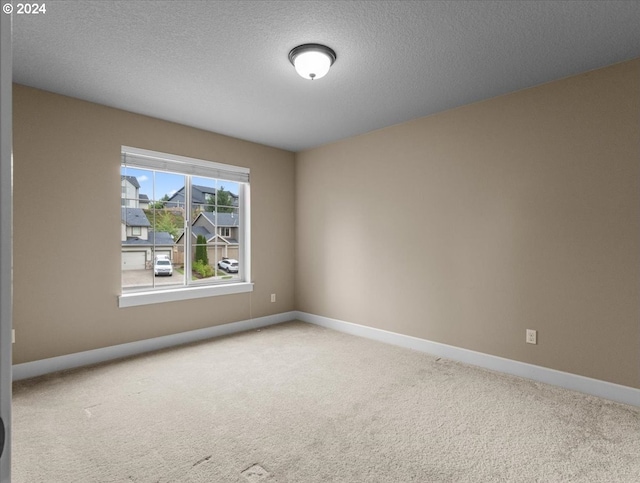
[526, 329, 537, 345]
[270, 294, 276, 303]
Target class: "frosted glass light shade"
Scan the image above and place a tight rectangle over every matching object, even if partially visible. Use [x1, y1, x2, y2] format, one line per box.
[288, 44, 337, 80]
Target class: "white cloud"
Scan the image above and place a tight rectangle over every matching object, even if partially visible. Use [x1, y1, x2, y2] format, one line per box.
[137, 175, 149, 182]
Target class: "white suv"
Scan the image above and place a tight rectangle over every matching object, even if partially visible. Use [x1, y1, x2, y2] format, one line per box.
[154, 257, 173, 276]
[217, 258, 239, 273]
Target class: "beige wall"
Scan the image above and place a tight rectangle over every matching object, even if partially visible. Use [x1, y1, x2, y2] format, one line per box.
[296, 59, 640, 389]
[13, 59, 640, 390]
[13, 85, 296, 364]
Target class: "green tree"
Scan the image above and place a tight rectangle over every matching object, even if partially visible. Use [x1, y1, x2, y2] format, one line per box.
[215, 187, 234, 213]
[204, 194, 215, 213]
[150, 194, 170, 209]
[195, 234, 209, 265]
[193, 259, 214, 278]
[145, 209, 184, 240]
[155, 211, 180, 239]
[204, 187, 234, 213]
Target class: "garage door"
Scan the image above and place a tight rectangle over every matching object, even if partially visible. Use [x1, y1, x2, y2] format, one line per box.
[154, 250, 171, 260]
[122, 251, 146, 270]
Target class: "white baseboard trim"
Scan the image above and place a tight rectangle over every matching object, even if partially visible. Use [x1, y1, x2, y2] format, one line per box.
[12, 311, 297, 381]
[295, 311, 640, 408]
[13, 310, 640, 407]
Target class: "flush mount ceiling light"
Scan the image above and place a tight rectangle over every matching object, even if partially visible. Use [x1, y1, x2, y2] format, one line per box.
[288, 43, 337, 80]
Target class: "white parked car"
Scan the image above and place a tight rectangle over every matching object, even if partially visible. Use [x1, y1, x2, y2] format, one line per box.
[154, 257, 173, 276]
[217, 258, 239, 273]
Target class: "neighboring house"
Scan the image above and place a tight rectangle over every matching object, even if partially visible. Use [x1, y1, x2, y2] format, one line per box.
[121, 175, 150, 209]
[121, 175, 173, 270]
[197, 211, 239, 243]
[166, 185, 215, 210]
[121, 207, 174, 270]
[175, 211, 239, 263]
[139, 194, 150, 209]
[121, 175, 140, 208]
[121, 207, 151, 241]
[166, 185, 238, 211]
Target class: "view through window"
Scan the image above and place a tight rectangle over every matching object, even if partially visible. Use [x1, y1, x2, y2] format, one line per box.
[121, 148, 249, 294]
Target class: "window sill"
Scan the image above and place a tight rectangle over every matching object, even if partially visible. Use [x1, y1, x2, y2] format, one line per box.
[118, 282, 254, 308]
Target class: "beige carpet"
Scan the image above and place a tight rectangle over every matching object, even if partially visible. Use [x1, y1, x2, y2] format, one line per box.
[12, 321, 640, 482]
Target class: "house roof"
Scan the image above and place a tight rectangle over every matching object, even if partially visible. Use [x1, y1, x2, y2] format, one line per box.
[208, 234, 238, 245]
[122, 231, 174, 246]
[150, 231, 175, 245]
[192, 226, 212, 239]
[175, 226, 238, 246]
[175, 225, 211, 244]
[167, 185, 216, 206]
[201, 211, 239, 227]
[139, 194, 149, 202]
[166, 186, 238, 207]
[121, 207, 151, 227]
[121, 175, 140, 189]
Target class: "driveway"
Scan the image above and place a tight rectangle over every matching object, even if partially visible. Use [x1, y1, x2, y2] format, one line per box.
[122, 269, 185, 290]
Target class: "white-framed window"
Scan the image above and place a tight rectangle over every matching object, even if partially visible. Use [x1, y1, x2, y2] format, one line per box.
[221, 227, 231, 237]
[119, 146, 252, 308]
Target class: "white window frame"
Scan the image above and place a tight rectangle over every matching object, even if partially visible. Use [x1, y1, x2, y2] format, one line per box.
[118, 146, 252, 308]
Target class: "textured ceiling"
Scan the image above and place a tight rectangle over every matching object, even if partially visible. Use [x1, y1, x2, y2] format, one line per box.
[12, 0, 640, 152]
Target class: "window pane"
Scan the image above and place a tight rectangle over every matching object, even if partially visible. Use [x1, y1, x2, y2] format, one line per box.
[121, 167, 153, 290]
[121, 167, 187, 291]
[121, 167, 152, 208]
[191, 178, 220, 283]
[213, 207, 241, 282]
[192, 176, 217, 214]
